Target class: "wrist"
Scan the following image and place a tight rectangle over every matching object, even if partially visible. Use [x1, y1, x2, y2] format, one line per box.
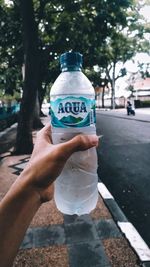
[15, 166, 42, 206]
[19, 163, 52, 204]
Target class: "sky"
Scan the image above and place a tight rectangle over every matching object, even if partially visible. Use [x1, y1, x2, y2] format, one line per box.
[115, 4, 150, 94]
[122, 4, 150, 74]
[116, 51, 150, 95]
[140, 5, 150, 21]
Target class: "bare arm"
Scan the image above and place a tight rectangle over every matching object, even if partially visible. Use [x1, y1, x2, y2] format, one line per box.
[0, 124, 98, 267]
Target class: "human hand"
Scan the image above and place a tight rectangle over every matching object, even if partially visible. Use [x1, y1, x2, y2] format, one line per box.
[0, 124, 99, 267]
[21, 124, 99, 203]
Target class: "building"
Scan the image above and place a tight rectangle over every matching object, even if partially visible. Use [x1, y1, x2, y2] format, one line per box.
[132, 77, 150, 101]
[95, 76, 150, 108]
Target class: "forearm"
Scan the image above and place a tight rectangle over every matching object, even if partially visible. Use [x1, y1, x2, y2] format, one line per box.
[0, 171, 41, 267]
[0, 126, 99, 267]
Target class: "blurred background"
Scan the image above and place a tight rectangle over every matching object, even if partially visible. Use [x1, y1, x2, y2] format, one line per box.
[0, 0, 149, 153]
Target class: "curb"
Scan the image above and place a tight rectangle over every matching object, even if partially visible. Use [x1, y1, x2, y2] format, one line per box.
[0, 122, 17, 138]
[97, 182, 150, 266]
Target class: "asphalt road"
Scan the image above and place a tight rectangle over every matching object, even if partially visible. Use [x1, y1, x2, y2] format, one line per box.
[96, 110, 150, 247]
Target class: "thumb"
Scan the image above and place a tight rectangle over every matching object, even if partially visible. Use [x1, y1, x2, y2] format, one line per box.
[60, 134, 99, 159]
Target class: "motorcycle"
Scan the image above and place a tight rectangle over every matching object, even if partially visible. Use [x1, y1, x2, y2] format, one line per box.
[127, 105, 135, 116]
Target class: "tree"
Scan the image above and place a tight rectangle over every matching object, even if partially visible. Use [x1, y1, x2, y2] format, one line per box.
[103, 32, 132, 109]
[37, 0, 138, 111]
[84, 68, 109, 108]
[92, 0, 150, 108]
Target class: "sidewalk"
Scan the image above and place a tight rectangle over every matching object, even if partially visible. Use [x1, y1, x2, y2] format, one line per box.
[0, 116, 150, 266]
[96, 108, 150, 123]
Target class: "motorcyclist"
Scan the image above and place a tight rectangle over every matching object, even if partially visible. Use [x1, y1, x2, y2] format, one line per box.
[126, 100, 135, 115]
[127, 100, 132, 115]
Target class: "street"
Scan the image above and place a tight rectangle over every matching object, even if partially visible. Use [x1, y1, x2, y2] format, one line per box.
[96, 109, 150, 247]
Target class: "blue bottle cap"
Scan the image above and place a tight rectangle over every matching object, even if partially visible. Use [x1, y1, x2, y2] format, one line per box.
[60, 52, 83, 71]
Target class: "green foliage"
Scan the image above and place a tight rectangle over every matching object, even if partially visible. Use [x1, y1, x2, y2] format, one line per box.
[84, 68, 109, 88]
[138, 62, 150, 78]
[0, 0, 149, 101]
[0, 90, 21, 102]
[141, 100, 150, 107]
[0, 0, 23, 95]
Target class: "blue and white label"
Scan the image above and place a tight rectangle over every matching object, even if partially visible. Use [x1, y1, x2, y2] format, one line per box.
[50, 96, 96, 128]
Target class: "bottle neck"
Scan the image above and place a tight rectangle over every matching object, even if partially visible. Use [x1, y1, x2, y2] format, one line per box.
[61, 66, 82, 72]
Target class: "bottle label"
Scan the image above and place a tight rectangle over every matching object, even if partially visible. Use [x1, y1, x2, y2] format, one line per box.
[50, 96, 96, 128]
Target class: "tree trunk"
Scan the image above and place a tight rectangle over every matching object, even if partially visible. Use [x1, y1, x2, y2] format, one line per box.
[14, 0, 39, 154]
[38, 49, 49, 117]
[39, 83, 47, 116]
[32, 52, 46, 128]
[111, 63, 116, 109]
[32, 91, 44, 129]
[106, 65, 116, 110]
[111, 81, 115, 109]
[102, 86, 105, 108]
[38, 73, 46, 116]
[39, 87, 47, 117]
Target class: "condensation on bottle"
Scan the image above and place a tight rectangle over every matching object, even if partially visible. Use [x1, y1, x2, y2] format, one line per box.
[50, 51, 98, 215]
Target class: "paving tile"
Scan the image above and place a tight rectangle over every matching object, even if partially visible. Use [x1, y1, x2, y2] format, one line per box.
[9, 156, 30, 175]
[90, 195, 112, 220]
[103, 238, 141, 267]
[20, 228, 33, 249]
[65, 216, 99, 244]
[13, 245, 69, 267]
[95, 219, 122, 239]
[33, 225, 66, 247]
[63, 214, 91, 224]
[68, 241, 111, 267]
[63, 214, 79, 224]
[30, 200, 64, 227]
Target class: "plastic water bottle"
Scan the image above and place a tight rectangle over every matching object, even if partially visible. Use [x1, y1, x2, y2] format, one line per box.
[50, 52, 98, 215]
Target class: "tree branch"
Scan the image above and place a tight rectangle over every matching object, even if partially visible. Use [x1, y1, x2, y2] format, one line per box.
[37, 0, 48, 24]
[115, 73, 124, 81]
